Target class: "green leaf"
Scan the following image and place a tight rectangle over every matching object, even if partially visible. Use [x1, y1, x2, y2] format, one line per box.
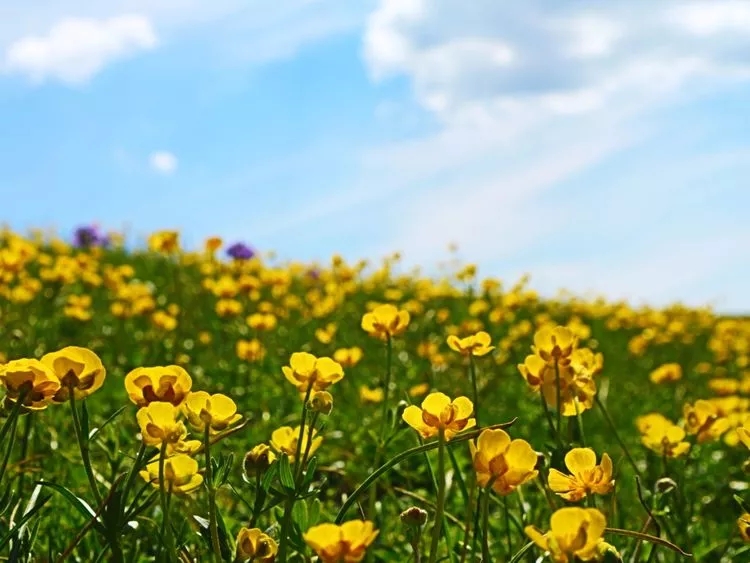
[37, 481, 107, 536]
[292, 500, 308, 532]
[278, 454, 295, 494]
[302, 456, 318, 489]
[260, 463, 279, 492]
[307, 498, 321, 527]
[88, 405, 128, 441]
[0, 494, 50, 550]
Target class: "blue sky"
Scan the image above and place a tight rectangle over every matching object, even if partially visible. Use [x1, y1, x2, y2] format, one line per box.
[1, 0, 749, 311]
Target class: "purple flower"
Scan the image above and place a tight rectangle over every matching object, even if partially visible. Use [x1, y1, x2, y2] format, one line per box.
[226, 242, 255, 260]
[73, 225, 109, 249]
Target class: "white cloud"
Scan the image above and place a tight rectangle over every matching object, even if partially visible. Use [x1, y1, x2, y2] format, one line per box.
[149, 151, 178, 175]
[3, 14, 157, 84]
[668, 0, 750, 36]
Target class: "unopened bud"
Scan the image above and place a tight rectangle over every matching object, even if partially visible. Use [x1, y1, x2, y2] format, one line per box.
[308, 390, 333, 415]
[597, 540, 622, 562]
[243, 444, 276, 478]
[655, 477, 677, 494]
[400, 506, 428, 528]
[743, 459, 750, 474]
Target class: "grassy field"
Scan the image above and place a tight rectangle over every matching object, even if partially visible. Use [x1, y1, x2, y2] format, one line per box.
[0, 229, 748, 562]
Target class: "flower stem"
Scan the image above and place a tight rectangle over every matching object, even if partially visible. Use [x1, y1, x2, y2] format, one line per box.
[574, 398, 587, 447]
[538, 388, 562, 449]
[0, 410, 20, 486]
[503, 495, 512, 556]
[595, 394, 642, 477]
[427, 428, 446, 563]
[553, 360, 562, 441]
[481, 482, 494, 563]
[158, 442, 170, 558]
[469, 355, 480, 428]
[205, 425, 222, 561]
[459, 479, 477, 563]
[278, 386, 312, 563]
[379, 335, 393, 442]
[69, 392, 102, 505]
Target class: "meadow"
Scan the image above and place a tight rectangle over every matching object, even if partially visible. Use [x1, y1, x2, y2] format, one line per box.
[0, 227, 748, 562]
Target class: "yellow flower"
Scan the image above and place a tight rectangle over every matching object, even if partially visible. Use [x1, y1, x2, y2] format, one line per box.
[548, 448, 614, 502]
[359, 386, 384, 404]
[737, 419, 750, 450]
[446, 331, 495, 357]
[243, 444, 277, 476]
[139, 453, 203, 494]
[333, 347, 363, 368]
[41, 346, 106, 402]
[408, 383, 430, 398]
[198, 331, 212, 345]
[635, 412, 671, 434]
[650, 363, 682, 384]
[204, 236, 223, 255]
[148, 230, 180, 253]
[282, 352, 344, 393]
[270, 425, 322, 462]
[517, 354, 551, 391]
[640, 419, 690, 458]
[469, 429, 538, 495]
[235, 527, 278, 562]
[124, 365, 193, 407]
[308, 390, 334, 415]
[246, 313, 278, 331]
[236, 339, 266, 362]
[402, 392, 476, 441]
[738, 513, 750, 542]
[361, 304, 410, 340]
[683, 400, 730, 442]
[182, 391, 242, 433]
[216, 298, 242, 317]
[532, 326, 577, 365]
[136, 402, 188, 446]
[525, 507, 608, 563]
[303, 520, 379, 563]
[152, 310, 177, 331]
[0, 359, 60, 410]
[315, 323, 338, 344]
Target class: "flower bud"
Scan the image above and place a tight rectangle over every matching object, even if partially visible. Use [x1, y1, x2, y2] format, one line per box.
[596, 540, 622, 562]
[243, 443, 276, 478]
[743, 459, 750, 474]
[308, 390, 333, 415]
[400, 506, 428, 528]
[655, 477, 677, 494]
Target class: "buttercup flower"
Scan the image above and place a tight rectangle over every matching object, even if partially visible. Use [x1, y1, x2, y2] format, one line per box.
[235, 527, 278, 562]
[334, 347, 364, 368]
[650, 363, 682, 384]
[361, 304, 410, 340]
[148, 230, 180, 254]
[469, 428, 538, 494]
[739, 513, 750, 542]
[303, 520, 379, 563]
[548, 448, 614, 502]
[139, 453, 203, 494]
[640, 419, 690, 458]
[124, 365, 193, 407]
[532, 326, 577, 365]
[359, 386, 384, 404]
[271, 425, 322, 462]
[447, 331, 495, 357]
[136, 402, 188, 446]
[636, 412, 671, 434]
[182, 391, 242, 433]
[683, 400, 730, 442]
[402, 392, 476, 441]
[40, 346, 106, 402]
[308, 390, 334, 415]
[737, 420, 750, 450]
[0, 359, 60, 410]
[282, 352, 344, 393]
[525, 507, 608, 563]
[243, 444, 277, 477]
[518, 354, 551, 391]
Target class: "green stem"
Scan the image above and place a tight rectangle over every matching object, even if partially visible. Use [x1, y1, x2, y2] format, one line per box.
[278, 386, 312, 563]
[595, 394, 642, 477]
[0, 409, 20, 485]
[16, 411, 33, 494]
[122, 442, 148, 510]
[205, 425, 222, 561]
[335, 420, 516, 524]
[158, 442, 170, 559]
[538, 388, 562, 449]
[553, 360, 562, 441]
[428, 429, 446, 563]
[481, 482, 494, 563]
[69, 393, 102, 505]
[459, 479, 477, 563]
[300, 412, 319, 472]
[503, 495, 512, 556]
[574, 398, 587, 448]
[379, 335, 393, 442]
[469, 355, 480, 428]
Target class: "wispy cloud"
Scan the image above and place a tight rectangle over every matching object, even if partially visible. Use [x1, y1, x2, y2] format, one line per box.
[3, 15, 157, 84]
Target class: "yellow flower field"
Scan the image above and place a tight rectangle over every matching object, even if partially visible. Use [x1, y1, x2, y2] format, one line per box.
[0, 228, 748, 562]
